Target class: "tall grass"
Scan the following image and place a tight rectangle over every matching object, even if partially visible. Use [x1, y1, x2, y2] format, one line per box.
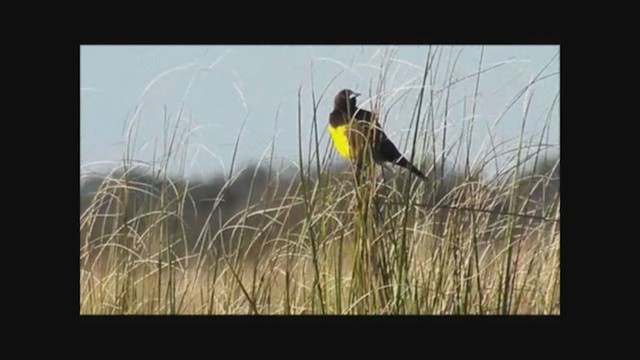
[80, 47, 560, 315]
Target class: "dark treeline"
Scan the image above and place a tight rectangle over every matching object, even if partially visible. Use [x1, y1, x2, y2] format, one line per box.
[80, 156, 559, 257]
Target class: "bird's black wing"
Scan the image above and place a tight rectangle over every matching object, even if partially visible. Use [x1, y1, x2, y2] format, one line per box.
[355, 108, 427, 180]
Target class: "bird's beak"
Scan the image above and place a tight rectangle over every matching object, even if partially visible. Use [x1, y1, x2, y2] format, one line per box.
[350, 92, 361, 99]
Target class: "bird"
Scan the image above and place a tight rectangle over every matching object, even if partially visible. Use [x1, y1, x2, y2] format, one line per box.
[328, 88, 427, 180]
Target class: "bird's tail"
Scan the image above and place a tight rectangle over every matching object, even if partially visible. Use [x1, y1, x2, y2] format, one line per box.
[396, 157, 428, 180]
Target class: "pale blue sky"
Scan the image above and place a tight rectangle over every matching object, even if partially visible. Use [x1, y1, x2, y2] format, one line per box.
[80, 45, 559, 179]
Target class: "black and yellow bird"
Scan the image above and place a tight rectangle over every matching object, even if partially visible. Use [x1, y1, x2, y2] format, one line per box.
[328, 89, 427, 180]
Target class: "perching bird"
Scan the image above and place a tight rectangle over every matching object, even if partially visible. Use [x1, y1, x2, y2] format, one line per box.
[328, 88, 427, 180]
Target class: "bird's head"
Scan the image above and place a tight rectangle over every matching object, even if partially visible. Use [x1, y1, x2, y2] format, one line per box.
[334, 88, 360, 111]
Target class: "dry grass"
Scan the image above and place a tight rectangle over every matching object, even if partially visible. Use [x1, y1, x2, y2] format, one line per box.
[80, 46, 560, 315]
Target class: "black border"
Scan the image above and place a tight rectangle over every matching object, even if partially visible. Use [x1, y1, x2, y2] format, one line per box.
[72, 29, 569, 343]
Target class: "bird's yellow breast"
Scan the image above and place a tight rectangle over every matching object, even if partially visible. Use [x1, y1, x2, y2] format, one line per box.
[328, 124, 352, 159]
